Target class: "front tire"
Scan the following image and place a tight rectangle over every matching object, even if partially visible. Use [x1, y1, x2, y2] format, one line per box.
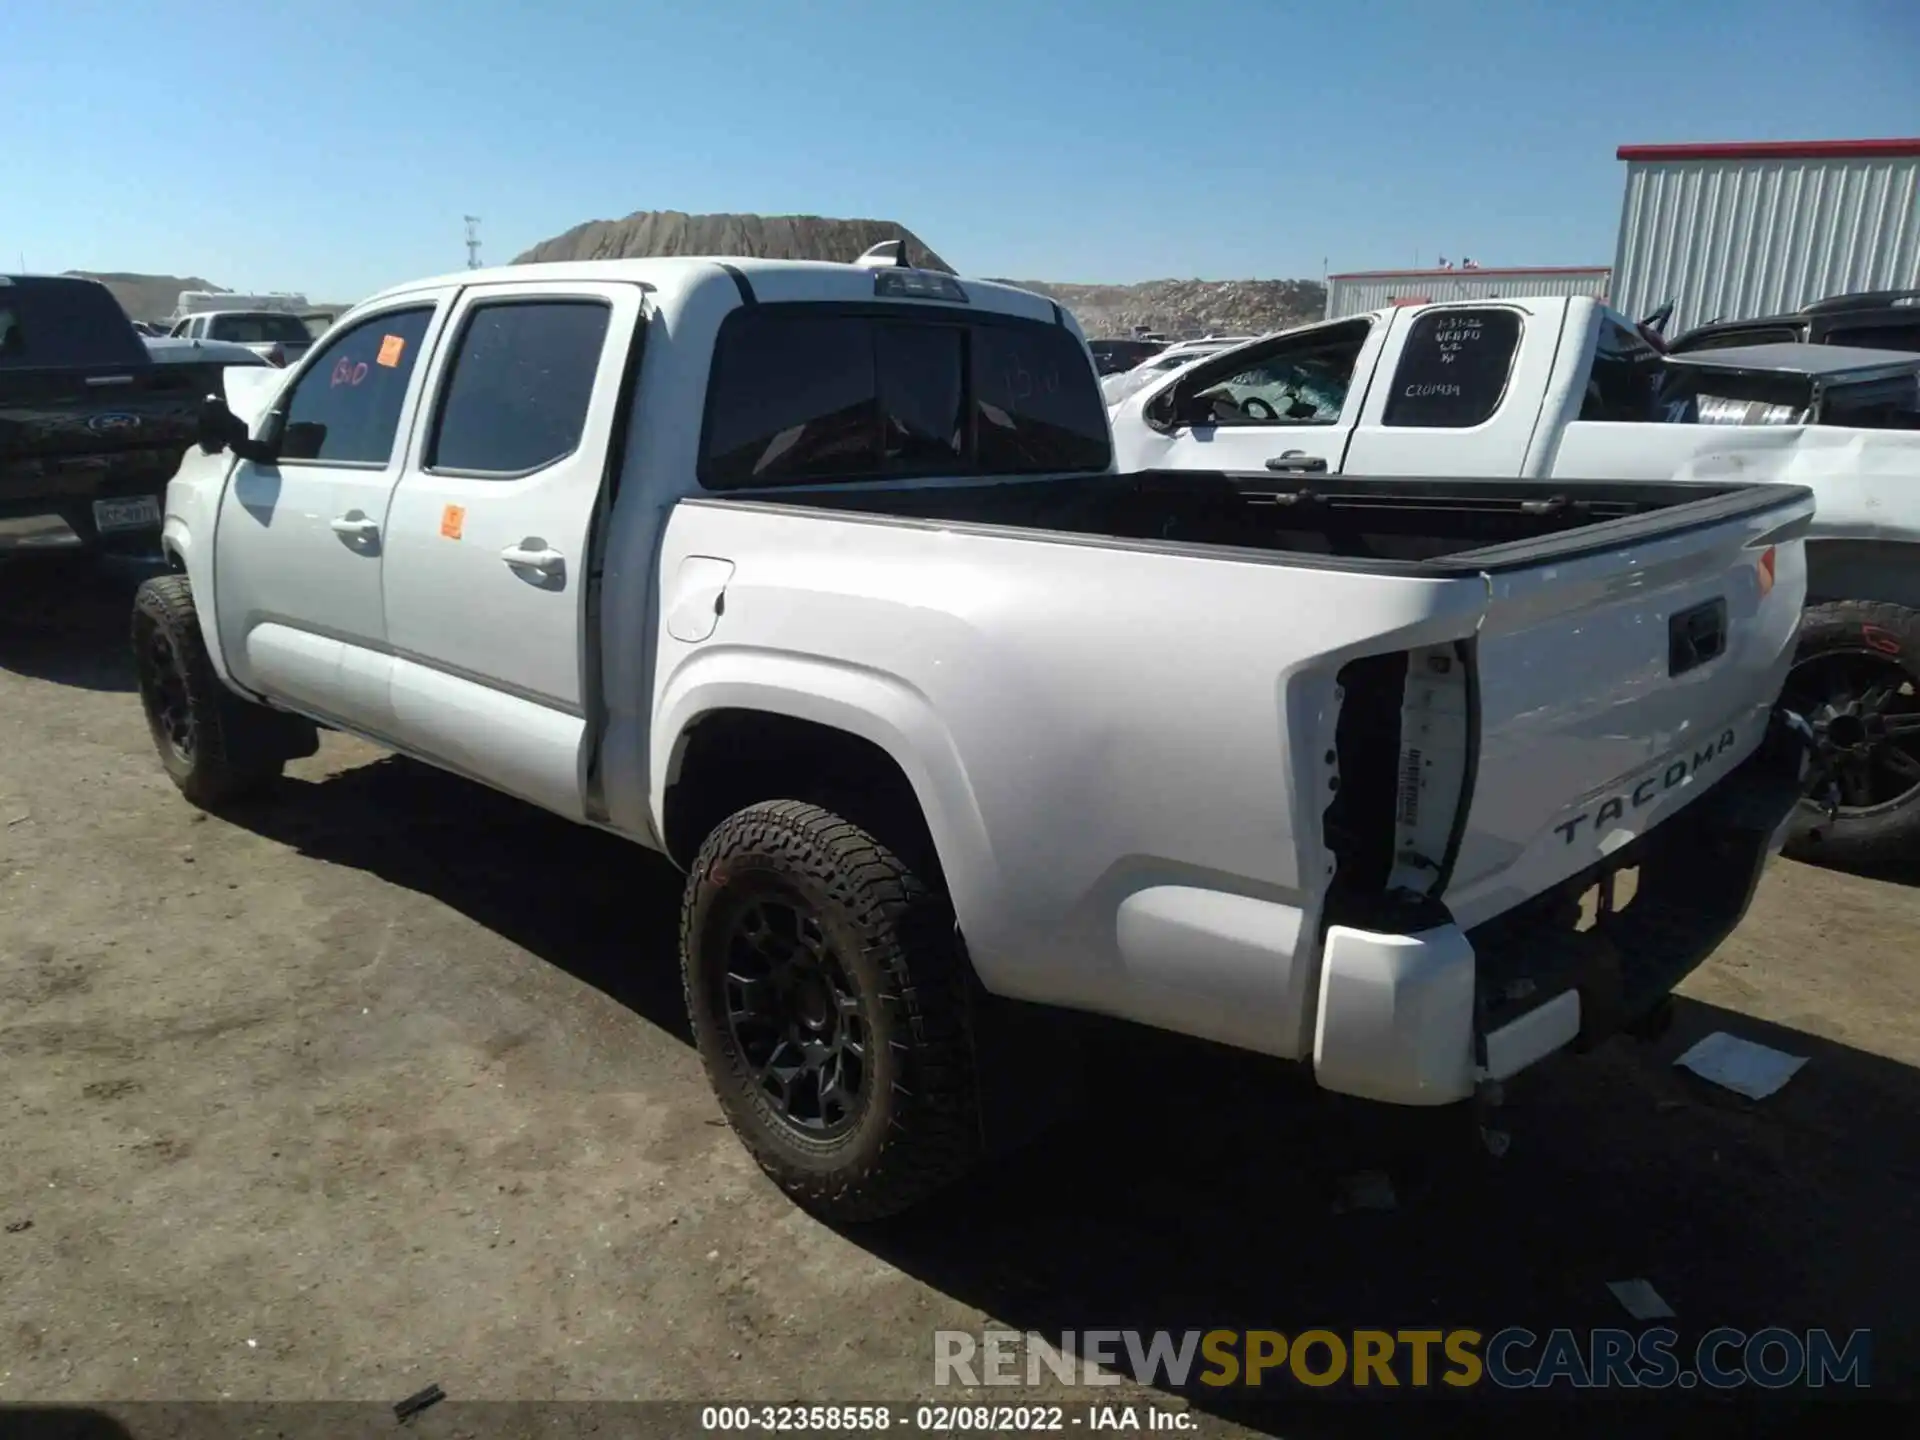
[681, 800, 981, 1222]
[1780, 599, 1920, 870]
[131, 574, 317, 809]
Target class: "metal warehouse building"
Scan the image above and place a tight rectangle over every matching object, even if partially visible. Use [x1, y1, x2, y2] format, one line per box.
[1610, 138, 1920, 335]
[1324, 265, 1612, 321]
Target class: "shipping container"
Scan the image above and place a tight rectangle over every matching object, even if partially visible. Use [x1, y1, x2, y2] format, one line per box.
[1324, 266, 1612, 321]
[1610, 138, 1920, 335]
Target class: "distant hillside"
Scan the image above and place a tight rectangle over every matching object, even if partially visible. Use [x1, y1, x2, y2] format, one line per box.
[62, 271, 352, 324]
[515, 210, 953, 273]
[997, 278, 1328, 339]
[64, 271, 220, 323]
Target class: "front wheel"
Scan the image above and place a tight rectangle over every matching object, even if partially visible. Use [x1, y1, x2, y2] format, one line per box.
[131, 574, 317, 809]
[680, 800, 981, 1222]
[1780, 599, 1920, 870]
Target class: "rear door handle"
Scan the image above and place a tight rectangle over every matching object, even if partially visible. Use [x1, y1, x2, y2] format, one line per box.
[1265, 451, 1328, 474]
[330, 514, 379, 541]
[501, 541, 566, 579]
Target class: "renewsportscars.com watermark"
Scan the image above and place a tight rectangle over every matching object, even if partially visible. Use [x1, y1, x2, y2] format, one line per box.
[934, 1328, 1872, 1391]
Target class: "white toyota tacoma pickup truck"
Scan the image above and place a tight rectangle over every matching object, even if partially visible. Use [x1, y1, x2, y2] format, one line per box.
[1110, 297, 1920, 868]
[137, 253, 1814, 1220]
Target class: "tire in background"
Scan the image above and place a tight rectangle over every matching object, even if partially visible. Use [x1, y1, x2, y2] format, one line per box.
[1781, 599, 1920, 871]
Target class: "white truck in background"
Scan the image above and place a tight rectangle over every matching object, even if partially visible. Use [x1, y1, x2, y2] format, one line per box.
[139, 253, 1813, 1220]
[1109, 298, 1920, 868]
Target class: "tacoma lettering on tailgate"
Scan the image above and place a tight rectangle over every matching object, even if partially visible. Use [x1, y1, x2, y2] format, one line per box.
[1553, 727, 1738, 846]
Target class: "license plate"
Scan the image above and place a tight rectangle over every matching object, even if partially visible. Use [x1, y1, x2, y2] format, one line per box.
[92, 495, 162, 533]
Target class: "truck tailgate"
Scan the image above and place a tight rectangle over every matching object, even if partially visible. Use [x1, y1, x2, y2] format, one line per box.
[0, 363, 211, 478]
[1441, 489, 1813, 931]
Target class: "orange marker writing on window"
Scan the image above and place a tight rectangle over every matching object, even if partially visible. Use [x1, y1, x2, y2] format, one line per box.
[440, 504, 465, 540]
[377, 334, 407, 368]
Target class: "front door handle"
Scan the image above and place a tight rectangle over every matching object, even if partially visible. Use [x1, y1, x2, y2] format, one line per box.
[1265, 451, 1328, 474]
[501, 541, 566, 579]
[330, 514, 379, 542]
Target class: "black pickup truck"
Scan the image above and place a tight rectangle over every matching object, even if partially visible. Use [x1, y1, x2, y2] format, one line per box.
[1668, 288, 1920, 357]
[1, 275, 225, 556]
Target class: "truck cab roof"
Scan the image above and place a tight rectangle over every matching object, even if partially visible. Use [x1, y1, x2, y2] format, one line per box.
[355, 256, 1080, 336]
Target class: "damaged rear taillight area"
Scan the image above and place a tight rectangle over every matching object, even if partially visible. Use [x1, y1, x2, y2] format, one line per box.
[1315, 639, 1809, 1105]
[1322, 639, 1478, 930]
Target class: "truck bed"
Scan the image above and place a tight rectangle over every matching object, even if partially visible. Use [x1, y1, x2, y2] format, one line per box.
[716, 470, 1808, 574]
[657, 466, 1811, 1067]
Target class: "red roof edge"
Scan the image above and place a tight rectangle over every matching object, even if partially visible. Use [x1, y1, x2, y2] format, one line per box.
[1618, 138, 1920, 162]
[1325, 265, 1609, 281]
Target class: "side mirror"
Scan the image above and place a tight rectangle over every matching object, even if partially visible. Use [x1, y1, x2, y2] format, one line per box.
[195, 393, 245, 455]
[195, 393, 281, 464]
[1146, 383, 1211, 433]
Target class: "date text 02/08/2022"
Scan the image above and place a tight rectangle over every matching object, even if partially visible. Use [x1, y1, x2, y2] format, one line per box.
[699, 1405, 1196, 1432]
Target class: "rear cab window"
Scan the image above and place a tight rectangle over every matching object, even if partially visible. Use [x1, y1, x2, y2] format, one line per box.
[1822, 321, 1920, 354]
[0, 278, 148, 369]
[1381, 308, 1522, 428]
[209, 313, 312, 345]
[699, 305, 1110, 488]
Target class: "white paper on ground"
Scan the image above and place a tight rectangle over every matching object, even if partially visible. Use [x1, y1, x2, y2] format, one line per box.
[1607, 1279, 1676, 1321]
[1673, 1031, 1808, 1101]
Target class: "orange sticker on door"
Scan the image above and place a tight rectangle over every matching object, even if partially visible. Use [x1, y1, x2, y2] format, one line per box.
[377, 334, 407, 368]
[440, 504, 465, 540]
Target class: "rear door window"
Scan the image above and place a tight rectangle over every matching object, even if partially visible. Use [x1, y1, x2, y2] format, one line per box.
[427, 300, 612, 476]
[700, 307, 1110, 487]
[1382, 308, 1522, 428]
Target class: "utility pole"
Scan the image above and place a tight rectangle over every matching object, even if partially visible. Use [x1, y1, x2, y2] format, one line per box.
[464, 216, 483, 270]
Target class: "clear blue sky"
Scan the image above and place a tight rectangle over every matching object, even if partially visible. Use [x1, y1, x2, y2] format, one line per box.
[4, 0, 1917, 301]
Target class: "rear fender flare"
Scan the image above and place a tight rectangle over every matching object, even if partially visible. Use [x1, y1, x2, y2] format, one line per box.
[652, 651, 1001, 962]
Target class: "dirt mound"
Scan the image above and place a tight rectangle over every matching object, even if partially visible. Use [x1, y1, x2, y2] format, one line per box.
[514, 211, 953, 273]
[999, 278, 1328, 339]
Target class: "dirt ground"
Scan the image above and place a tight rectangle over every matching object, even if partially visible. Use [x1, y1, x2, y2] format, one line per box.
[3, 557, 1918, 1436]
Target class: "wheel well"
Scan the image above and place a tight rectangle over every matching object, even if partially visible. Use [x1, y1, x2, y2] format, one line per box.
[1804, 539, 1920, 613]
[662, 709, 943, 882]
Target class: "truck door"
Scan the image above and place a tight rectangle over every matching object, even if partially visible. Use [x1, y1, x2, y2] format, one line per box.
[1110, 316, 1387, 476]
[377, 281, 646, 820]
[212, 295, 449, 732]
[1340, 302, 1561, 477]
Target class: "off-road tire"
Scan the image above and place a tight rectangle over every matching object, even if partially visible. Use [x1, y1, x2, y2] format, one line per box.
[131, 573, 317, 809]
[681, 800, 981, 1222]
[1781, 599, 1920, 870]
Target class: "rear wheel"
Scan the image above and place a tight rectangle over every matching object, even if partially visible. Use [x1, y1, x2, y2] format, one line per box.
[1780, 600, 1920, 870]
[681, 800, 981, 1222]
[131, 574, 317, 809]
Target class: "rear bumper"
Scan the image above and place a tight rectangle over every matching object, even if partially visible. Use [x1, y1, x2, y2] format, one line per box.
[1313, 708, 1808, 1106]
[0, 460, 176, 555]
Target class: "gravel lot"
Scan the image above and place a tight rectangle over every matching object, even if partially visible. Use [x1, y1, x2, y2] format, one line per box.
[3, 557, 1917, 1435]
